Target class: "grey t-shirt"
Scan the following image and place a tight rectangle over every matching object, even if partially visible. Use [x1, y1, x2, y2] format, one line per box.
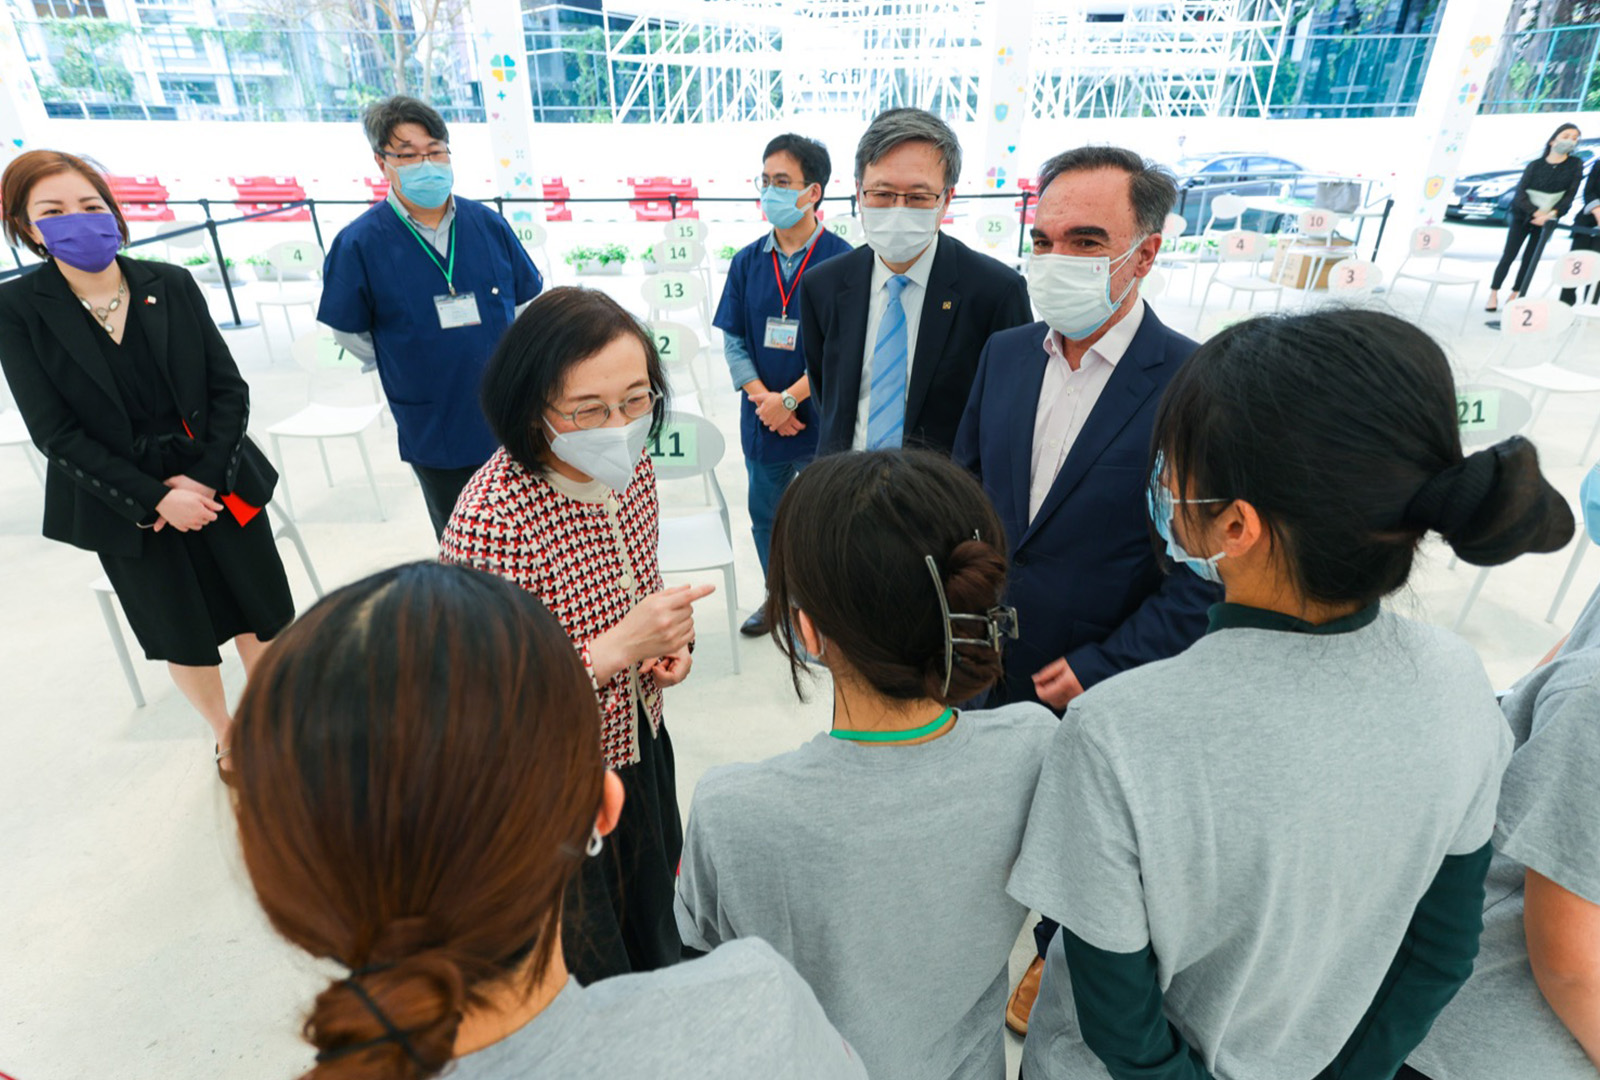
[676, 703, 1057, 1080]
[448, 938, 867, 1079]
[1009, 608, 1510, 1080]
[1408, 582, 1600, 1079]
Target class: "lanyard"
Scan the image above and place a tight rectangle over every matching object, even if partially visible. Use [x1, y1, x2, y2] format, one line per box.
[830, 708, 955, 743]
[392, 203, 457, 295]
[771, 237, 819, 319]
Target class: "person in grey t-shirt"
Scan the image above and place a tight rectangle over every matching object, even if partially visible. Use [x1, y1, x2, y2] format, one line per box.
[1405, 568, 1600, 1079]
[227, 562, 863, 1080]
[677, 449, 1056, 1080]
[1009, 309, 1575, 1080]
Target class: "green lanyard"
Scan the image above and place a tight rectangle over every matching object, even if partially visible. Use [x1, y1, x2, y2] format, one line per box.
[392, 202, 457, 295]
[830, 708, 955, 744]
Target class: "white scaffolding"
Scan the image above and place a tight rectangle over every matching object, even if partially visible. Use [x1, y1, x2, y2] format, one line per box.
[576, 0, 1291, 123]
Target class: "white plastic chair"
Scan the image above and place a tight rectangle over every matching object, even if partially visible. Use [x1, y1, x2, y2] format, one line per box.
[265, 331, 387, 521]
[1285, 209, 1347, 301]
[1391, 226, 1478, 334]
[253, 240, 323, 363]
[648, 319, 710, 413]
[154, 220, 209, 263]
[1196, 230, 1282, 328]
[1548, 251, 1600, 364]
[1155, 210, 1204, 299]
[652, 238, 713, 309]
[90, 502, 323, 708]
[510, 214, 552, 280]
[651, 412, 740, 674]
[1324, 258, 1385, 305]
[644, 271, 712, 343]
[0, 407, 44, 486]
[1487, 299, 1600, 464]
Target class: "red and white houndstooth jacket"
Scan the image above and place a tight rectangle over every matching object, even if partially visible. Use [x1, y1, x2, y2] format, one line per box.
[440, 447, 666, 769]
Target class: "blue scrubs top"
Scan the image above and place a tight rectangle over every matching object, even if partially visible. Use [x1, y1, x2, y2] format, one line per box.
[317, 197, 542, 469]
[714, 226, 852, 465]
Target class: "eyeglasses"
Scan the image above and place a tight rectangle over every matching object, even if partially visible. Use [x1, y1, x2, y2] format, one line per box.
[381, 148, 452, 166]
[754, 176, 810, 193]
[860, 189, 946, 210]
[551, 389, 660, 430]
[1147, 453, 1229, 520]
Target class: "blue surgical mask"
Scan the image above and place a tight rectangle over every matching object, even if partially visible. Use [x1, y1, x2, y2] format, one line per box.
[395, 161, 454, 210]
[1582, 463, 1600, 545]
[761, 184, 810, 230]
[1146, 455, 1230, 583]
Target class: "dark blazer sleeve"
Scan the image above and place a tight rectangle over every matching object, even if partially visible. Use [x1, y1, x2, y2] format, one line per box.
[1556, 159, 1583, 218]
[1511, 162, 1540, 217]
[1064, 555, 1218, 689]
[179, 269, 252, 493]
[952, 332, 992, 478]
[800, 268, 826, 416]
[1581, 164, 1600, 225]
[0, 291, 169, 522]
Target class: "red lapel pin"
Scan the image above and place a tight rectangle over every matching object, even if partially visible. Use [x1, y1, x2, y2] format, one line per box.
[145, 296, 157, 305]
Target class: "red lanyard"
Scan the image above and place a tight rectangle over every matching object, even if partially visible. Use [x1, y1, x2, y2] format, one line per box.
[772, 239, 818, 319]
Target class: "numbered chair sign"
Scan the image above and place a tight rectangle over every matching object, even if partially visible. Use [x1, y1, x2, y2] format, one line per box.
[1299, 209, 1334, 234]
[654, 274, 694, 305]
[1225, 232, 1256, 257]
[1412, 228, 1444, 254]
[665, 220, 707, 242]
[1456, 389, 1500, 434]
[1559, 253, 1596, 282]
[648, 421, 699, 469]
[654, 326, 680, 364]
[1507, 301, 1549, 334]
[315, 336, 356, 370]
[976, 214, 1011, 248]
[653, 239, 702, 268]
[1335, 262, 1369, 290]
[827, 219, 857, 241]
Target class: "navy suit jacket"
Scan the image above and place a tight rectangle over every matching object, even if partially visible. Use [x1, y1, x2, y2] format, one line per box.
[953, 306, 1219, 705]
[800, 233, 1031, 456]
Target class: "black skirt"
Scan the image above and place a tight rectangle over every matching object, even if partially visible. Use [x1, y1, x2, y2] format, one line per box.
[562, 712, 684, 983]
[99, 507, 294, 666]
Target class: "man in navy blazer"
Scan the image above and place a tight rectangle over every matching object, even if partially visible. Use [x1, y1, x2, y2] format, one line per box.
[801, 108, 1032, 457]
[953, 146, 1218, 1032]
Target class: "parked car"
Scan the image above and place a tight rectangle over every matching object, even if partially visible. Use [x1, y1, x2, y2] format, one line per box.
[1448, 137, 1598, 226]
[1169, 153, 1320, 232]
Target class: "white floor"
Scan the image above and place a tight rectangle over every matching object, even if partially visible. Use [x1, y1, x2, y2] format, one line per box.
[2, 222, 1596, 1079]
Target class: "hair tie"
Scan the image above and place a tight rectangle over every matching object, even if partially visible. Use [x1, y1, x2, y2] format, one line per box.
[314, 971, 428, 1069]
[1404, 440, 1512, 536]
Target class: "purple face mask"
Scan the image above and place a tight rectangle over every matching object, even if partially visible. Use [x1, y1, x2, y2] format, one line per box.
[35, 212, 122, 273]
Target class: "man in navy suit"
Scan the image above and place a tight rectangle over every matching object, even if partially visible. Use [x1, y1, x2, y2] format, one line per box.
[800, 108, 1032, 457]
[952, 146, 1218, 1032]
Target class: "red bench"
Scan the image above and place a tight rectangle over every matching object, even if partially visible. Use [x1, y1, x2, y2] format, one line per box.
[628, 176, 699, 221]
[229, 175, 311, 222]
[106, 175, 175, 222]
[543, 177, 573, 222]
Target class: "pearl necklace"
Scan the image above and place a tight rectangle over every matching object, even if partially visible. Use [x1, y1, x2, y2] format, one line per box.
[75, 275, 127, 335]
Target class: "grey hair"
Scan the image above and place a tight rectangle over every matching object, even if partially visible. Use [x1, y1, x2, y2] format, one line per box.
[854, 108, 963, 191]
[362, 96, 450, 154]
[1037, 146, 1178, 236]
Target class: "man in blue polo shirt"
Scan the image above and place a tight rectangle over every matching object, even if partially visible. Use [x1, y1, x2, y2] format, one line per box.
[318, 96, 542, 537]
[715, 133, 852, 637]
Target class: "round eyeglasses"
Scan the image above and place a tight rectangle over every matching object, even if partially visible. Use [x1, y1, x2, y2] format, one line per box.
[550, 389, 660, 430]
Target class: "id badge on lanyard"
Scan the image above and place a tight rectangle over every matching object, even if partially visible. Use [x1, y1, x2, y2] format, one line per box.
[435, 292, 481, 329]
[767, 240, 817, 352]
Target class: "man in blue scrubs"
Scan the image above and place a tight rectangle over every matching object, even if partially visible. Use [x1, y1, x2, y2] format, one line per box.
[317, 96, 542, 537]
[714, 134, 852, 637]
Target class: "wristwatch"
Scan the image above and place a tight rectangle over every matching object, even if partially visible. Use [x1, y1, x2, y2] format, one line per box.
[781, 392, 800, 412]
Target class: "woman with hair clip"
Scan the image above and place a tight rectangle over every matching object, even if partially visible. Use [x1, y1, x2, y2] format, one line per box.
[1486, 121, 1584, 312]
[229, 561, 866, 1079]
[1009, 308, 1575, 1080]
[675, 448, 1057, 1080]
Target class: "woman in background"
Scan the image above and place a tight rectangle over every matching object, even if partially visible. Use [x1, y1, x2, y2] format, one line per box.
[0, 150, 291, 775]
[1487, 122, 1583, 311]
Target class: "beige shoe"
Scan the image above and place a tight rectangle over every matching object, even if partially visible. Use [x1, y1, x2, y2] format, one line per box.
[1006, 956, 1045, 1036]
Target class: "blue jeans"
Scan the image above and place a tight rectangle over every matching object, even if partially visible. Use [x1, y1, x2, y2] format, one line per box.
[746, 457, 804, 576]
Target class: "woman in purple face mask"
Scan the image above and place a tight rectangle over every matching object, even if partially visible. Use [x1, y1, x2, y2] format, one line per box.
[0, 150, 293, 780]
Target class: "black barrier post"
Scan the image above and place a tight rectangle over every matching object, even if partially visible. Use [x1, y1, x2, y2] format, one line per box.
[198, 197, 258, 330]
[1369, 197, 1394, 261]
[668, 193, 679, 220]
[307, 198, 326, 253]
[1513, 221, 1557, 297]
[1017, 191, 1032, 259]
[493, 196, 505, 218]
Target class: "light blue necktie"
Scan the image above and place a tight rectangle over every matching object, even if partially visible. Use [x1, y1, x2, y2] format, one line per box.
[866, 274, 911, 450]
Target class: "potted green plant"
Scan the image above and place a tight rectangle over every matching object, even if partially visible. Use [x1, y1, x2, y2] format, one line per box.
[565, 243, 628, 276]
[715, 244, 737, 272]
[640, 244, 660, 276]
[183, 252, 240, 286]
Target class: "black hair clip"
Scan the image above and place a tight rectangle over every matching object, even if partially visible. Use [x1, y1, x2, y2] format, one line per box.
[924, 555, 1021, 698]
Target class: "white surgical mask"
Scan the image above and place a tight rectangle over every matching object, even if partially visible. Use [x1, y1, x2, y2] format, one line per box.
[1027, 237, 1147, 340]
[1553, 138, 1578, 155]
[545, 413, 652, 492]
[860, 204, 942, 266]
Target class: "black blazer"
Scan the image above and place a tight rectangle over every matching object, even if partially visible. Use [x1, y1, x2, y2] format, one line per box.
[0, 256, 275, 558]
[800, 233, 1032, 456]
